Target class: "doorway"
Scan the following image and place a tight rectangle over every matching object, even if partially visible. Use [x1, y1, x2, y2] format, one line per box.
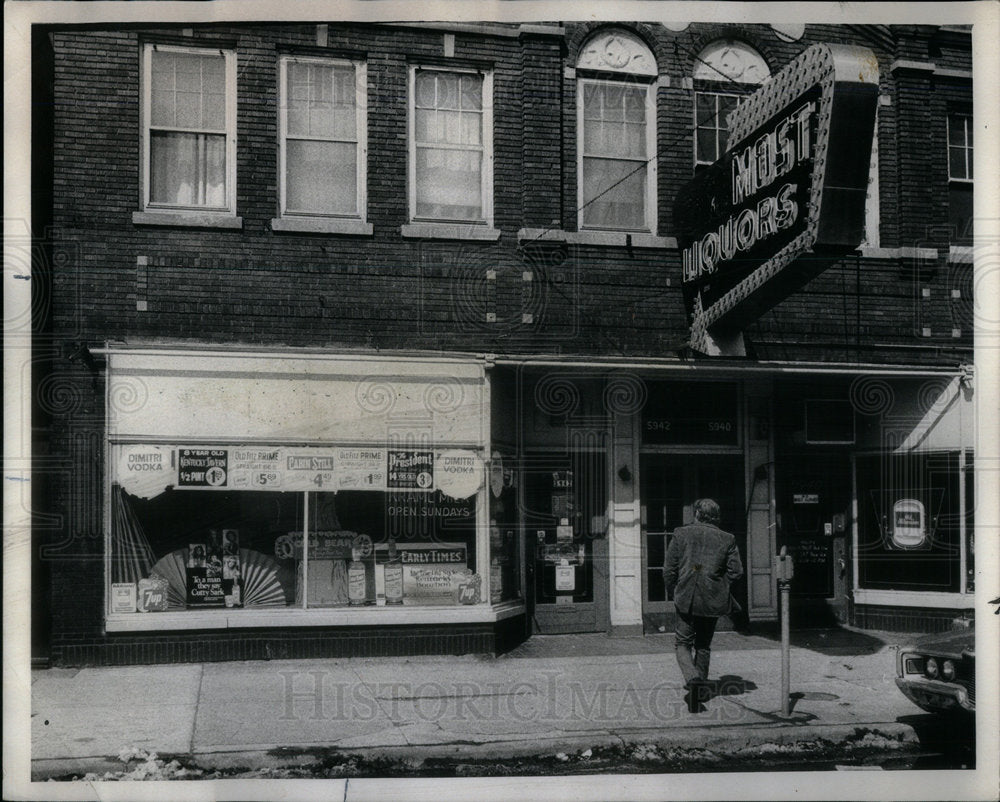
[639, 454, 747, 632]
[522, 450, 609, 634]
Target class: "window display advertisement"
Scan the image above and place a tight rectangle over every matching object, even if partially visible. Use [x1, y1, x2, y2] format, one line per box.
[107, 444, 498, 617]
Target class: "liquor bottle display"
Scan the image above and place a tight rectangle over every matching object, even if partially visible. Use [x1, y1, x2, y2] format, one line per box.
[384, 540, 404, 605]
[348, 548, 367, 606]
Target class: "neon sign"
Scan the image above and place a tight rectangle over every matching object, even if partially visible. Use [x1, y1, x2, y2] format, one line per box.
[674, 44, 879, 355]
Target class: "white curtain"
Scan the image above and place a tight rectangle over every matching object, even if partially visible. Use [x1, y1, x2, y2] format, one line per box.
[150, 132, 226, 207]
[149, 49, 227, 208]
[414, 70, 483, 220]
[581, 82, 647, 229]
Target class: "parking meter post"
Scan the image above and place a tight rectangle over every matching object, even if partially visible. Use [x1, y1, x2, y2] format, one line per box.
[776, 546, 793, 717]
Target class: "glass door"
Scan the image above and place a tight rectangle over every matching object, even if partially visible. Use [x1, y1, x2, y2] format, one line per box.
[523, 450, 608, 633]
[640, 454, 746, 630]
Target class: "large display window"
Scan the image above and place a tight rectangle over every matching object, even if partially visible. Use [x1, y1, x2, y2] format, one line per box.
[107, 444, 499, 617]
[855, 451, 965, 592]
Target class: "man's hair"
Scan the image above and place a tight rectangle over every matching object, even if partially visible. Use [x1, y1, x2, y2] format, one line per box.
[693, 498, 721, 525]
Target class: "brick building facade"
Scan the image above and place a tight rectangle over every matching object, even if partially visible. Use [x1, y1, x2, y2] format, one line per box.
[30, 20, 976, 665]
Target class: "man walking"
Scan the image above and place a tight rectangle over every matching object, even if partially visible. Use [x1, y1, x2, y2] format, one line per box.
[664, 498, 744, 706]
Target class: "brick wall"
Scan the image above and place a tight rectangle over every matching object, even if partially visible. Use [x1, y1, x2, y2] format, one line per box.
[46, 22, 973, 362]
[54, 618, 527, 667]
[37, 22, 974, 663]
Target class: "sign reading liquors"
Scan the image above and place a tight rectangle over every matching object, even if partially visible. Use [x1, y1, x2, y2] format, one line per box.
[674, 44, 879, 354]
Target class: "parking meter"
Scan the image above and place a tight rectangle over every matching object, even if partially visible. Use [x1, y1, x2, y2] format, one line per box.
[774, 547, 795, 583]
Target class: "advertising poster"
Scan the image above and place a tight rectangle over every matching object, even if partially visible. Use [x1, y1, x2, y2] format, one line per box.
[136, 576, 169, 613]
[335, 448, 386, 490]
[115, 444, 174, 499]
[186, 543, 225, 606]
[387, 450, 433, 489]
[110, 583, 137, 613]
[178, 449, 229, 488]
[229, 447, 284, 489]
[434, 450, 482, 499]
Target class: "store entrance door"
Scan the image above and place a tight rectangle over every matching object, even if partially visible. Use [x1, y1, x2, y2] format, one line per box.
[776, 452, 851, 625]
[639, 454, 747, 632]
[523, 450, 609, 634]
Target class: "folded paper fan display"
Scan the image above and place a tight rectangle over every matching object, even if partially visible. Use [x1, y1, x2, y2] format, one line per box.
[111, 485, 156, 585]
[239, 548, 295, 607]
[148, 547, 294, 609]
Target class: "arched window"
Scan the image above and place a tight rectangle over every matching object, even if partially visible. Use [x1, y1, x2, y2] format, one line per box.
[576, 29, 657, 232]
[692, 40, 770, 171]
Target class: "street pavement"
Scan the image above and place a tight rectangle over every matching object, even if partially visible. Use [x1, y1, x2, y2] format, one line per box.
[28, 626, 932, 780]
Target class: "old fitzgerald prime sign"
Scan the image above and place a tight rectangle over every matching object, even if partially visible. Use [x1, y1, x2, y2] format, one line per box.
[673, 44, 879, 354]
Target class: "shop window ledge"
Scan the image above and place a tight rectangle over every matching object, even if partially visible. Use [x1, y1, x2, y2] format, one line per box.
[105, 602, 524, 632]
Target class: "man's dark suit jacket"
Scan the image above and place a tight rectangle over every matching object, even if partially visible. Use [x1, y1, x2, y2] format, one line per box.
[664, 522, 744, 617]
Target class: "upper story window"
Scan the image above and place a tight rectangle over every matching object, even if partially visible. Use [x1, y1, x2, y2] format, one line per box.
[694, 92, 743, 169]
[141, 43, 236, 215]
[948, 112, 973, 242]
[692, 40, 769, 171]
[409, 66, 493, 224]
[576, 29, 657, 232]
[279, 55, 367, 220]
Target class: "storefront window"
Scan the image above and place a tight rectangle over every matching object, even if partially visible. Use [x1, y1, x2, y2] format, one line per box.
[855, 451, 963, 592]
[108, 444, 493, 615]
[111, 485, 301, 612]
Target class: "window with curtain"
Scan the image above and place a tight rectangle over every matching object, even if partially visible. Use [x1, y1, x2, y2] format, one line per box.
[144, 45, 234, 212]
[948, 112, 973, 242]
[575, 28, 657, 233]
[410, 68, 491, 223]
[280, 56, 365, 218]
[579, 79, 653, 230]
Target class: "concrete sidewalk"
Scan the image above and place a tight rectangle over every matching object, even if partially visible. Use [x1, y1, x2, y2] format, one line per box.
[30, 629, 926, 779]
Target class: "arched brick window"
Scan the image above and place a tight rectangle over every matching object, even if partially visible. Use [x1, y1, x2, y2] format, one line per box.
[576, 28, 657, 232]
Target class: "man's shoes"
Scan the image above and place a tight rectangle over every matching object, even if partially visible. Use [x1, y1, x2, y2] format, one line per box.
[686, 679, 706, 712]
[685, 679, 714, 712]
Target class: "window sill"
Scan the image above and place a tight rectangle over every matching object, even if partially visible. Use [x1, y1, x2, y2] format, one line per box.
[105, 601, 525, 631]
[949, 245, 974, 264]
[852, 589, 974, 609]
[518, 228, 676, 249]
[271, 217, 374, 236]
[133, 211, 243, 230]
[401, 223, 501, 241]
[857, 246, 939, 261]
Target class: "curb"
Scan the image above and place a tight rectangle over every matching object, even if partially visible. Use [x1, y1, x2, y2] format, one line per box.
[31, 721, 920, 780]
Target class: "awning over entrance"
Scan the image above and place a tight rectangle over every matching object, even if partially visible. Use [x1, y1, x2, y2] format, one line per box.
[891, 376, 974, 454]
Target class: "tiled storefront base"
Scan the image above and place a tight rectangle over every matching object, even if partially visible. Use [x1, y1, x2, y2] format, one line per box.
[51, 616, 528, 667]
[850, 603, 973, 634]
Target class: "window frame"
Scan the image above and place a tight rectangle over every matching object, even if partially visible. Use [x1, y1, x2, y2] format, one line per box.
[407, 64, 494, 227]
[576, 75, 657, 234]
[947, 111, 973, 242]
[140, 42, 238, 217]
[692, 90, 744, 171]
[947, 112, 974, 184]
[277, 54, 368, 222]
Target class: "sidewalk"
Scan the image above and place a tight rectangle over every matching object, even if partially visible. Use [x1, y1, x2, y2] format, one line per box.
[30, 628, 926, 779]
